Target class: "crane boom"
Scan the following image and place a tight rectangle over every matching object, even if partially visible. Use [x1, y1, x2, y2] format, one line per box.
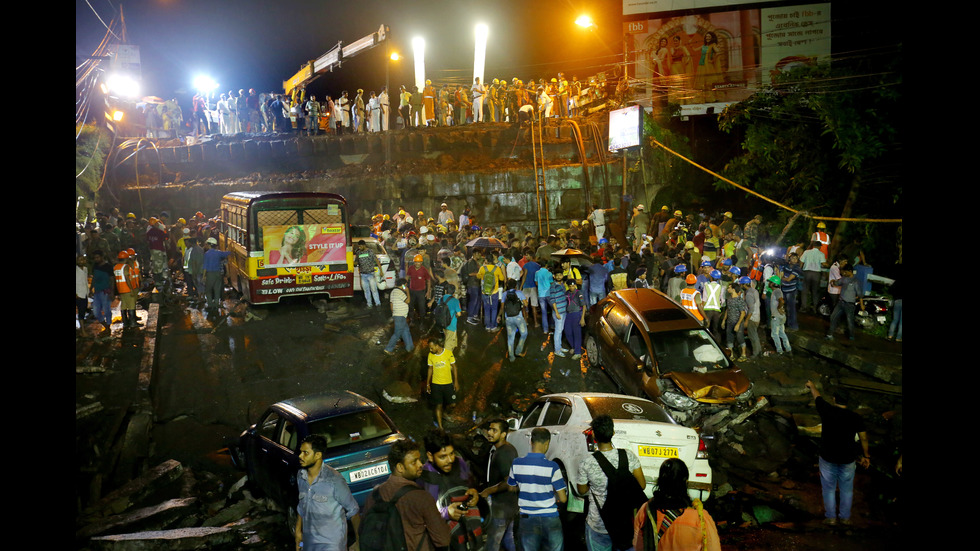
[283, 24, 388, 97]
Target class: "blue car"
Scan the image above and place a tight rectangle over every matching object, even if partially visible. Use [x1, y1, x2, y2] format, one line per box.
[232, 390, 405, 513]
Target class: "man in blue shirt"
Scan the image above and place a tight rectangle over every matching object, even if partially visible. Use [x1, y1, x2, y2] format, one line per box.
[507, 428, 567, 551]
[548, 272, 570, 357]
[296, 435, 359, 551]
[202, 237, 231, 311]
[534, 261, 555, 334]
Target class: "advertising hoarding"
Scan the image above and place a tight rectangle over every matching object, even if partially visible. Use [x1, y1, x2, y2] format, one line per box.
[608, 105, 643, 151]
[627, 3, 830, 108]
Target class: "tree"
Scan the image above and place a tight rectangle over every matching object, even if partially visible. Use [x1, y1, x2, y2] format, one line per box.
[718, 60, 902, 258]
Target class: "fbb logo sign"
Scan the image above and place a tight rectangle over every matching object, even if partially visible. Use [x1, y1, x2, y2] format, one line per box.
[624, 21, 647, 33]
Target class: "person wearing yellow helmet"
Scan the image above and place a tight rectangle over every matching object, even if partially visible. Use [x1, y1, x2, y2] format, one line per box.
[811, 221, 831, 257]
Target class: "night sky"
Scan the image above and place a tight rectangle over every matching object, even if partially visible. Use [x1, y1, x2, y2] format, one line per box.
[77, 0, 625, 102]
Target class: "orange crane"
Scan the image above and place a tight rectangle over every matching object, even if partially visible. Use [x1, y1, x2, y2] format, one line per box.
[283, 24, 388, 99]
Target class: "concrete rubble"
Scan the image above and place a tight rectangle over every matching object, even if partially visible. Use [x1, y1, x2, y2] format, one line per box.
[77, 460, 290, 550]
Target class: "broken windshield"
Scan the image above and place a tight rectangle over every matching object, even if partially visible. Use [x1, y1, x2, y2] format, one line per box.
[649, 328, 730, 374]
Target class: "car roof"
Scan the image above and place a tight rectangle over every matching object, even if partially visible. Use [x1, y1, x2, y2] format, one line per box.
[275, 391, 380, 421]
[607, 288, 703, 332]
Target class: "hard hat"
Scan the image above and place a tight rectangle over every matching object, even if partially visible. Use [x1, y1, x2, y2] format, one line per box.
[571, 220, 579, 226]
[724, 211, 733, 218]
[685, 274, 697, 285]
[417, 211, 424, 217]
[701, 260, 713, 267]
[768, 275, 782, 285]
[126, 248, 136, 256]
[178, 218, 186, 225]
[636, 204, 645, 211]
[413, 254, 424, 262]
[816, 222, 826, 229]
[673, 264, 687, 274]
[126, 212, 136, 219]
[686, 241, 696, 249]
[722, 258, 733, 266]
[148, 217, 159, 225]
[710, 269, 722, 280]
[207, 237, 218, 245]
[195, 211, 205, 218]
[117, 251, 129, 259]
[598, 238, 608, 245]
[662, 206, 669, 211]
[729, 266, 741, 275]
[419, 226, 428, 234]
[674, 210, 682, 217]
[737, 276, 752, 284]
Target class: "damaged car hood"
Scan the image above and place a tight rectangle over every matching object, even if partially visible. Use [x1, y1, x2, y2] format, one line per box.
[665, 369, 751, 404]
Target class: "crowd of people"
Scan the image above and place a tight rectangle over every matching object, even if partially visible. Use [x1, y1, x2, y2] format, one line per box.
[368, 200, 881, 369]
[149, 71, 617, 139]
[302, 417, 721, 551]
[75, 205, 233, 336]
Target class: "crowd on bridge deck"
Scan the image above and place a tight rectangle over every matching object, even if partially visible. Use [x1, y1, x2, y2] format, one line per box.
[134, 70, 624, 140]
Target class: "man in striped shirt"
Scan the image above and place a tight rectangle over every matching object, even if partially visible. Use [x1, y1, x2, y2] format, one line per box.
[507, 428, 567, 551]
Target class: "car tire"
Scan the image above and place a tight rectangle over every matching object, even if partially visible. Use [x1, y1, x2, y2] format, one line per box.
[585, 336, 601, 367]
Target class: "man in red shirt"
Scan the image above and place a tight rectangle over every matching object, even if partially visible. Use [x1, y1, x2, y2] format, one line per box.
[406, 254, 432, 324]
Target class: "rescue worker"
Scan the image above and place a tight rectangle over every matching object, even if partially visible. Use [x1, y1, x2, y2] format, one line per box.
[812, 222, 831, 258]
[702, 269, 725, 342]
[114, 251, 142, 329]
[680, 274, 705, 324]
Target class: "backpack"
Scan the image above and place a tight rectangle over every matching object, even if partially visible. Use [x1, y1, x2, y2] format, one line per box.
[359, 485, 424, 551]
[433, 295, 453, 329]
[590, 449, 649, 550]
[503, 290, 523, 318]
[481, 266, 498, 295]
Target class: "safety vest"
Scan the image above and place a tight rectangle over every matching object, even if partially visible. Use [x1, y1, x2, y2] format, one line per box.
[680, 287, 703, 321]
[812, 231, 830, 256]
[114, 263, 139, 294]
[748, 258, 763, 281]
[703, 281, 723, 312]
[114, 263, 132, 294]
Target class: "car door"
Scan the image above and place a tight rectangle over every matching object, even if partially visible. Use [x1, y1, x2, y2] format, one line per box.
[509, 400, 547, 457]
[536, 397, 574, 464]
[246, 409, 300, 506]
[597, 304, 643, 393]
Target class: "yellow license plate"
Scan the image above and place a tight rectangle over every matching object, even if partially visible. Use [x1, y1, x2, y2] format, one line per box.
[297, 273, 312, 285]
[638, 445, 678, 458]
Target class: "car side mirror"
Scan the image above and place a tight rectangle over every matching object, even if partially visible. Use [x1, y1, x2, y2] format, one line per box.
[507, 417, 519, 432]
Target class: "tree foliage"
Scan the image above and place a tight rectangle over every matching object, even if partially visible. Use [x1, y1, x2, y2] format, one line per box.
[76, 124, 109, 200]
[717, 61, 902, 215]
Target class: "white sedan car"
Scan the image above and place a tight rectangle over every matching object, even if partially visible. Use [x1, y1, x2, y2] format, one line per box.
[507, 393, 712, 512]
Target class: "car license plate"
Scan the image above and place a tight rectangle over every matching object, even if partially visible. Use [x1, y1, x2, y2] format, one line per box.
[638, 445, 678, 458]
[297, 273, 312, 285]
[349, 463, 389, 482]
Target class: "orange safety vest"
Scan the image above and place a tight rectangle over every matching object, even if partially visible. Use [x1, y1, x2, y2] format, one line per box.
[812, 231, 830, 256]
[680, 287, 703, 321]
[114, 263, 139, 294]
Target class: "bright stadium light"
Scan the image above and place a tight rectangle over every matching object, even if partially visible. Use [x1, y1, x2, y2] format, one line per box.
[192, 74, 219, 93]
[473, 23, 488, 85]
[412, 36, 426, 94]
[576, 15, 596, 29]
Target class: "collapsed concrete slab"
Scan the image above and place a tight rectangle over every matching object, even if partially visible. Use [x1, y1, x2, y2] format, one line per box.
[88, 526, 238, 550]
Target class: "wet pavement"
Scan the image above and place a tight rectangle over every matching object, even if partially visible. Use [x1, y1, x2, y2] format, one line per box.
[76, 291, 903, 549]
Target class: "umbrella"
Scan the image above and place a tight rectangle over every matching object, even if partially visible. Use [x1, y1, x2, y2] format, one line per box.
[466, 237, 507, 250]
[552, 248, 594, 266]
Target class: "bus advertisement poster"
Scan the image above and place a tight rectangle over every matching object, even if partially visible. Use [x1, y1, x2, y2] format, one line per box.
[262, 224, 348, 268]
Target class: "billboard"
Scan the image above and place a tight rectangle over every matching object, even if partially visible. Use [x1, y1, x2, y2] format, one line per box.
[609, 105, 643, 151]
[627, 3, 830, 108]
[261, 223, 348, 268]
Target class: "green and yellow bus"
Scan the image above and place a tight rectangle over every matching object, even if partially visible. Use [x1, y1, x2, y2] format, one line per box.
[217, 191, 354, 304]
